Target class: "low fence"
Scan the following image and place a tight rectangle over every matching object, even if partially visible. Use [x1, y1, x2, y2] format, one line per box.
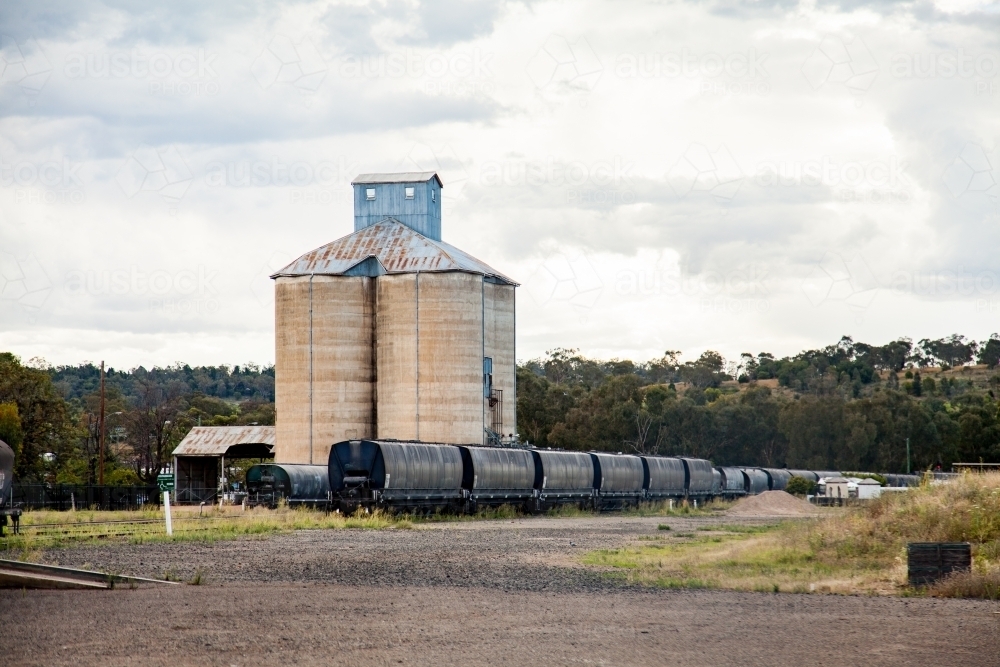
[9, 484, 161, 511]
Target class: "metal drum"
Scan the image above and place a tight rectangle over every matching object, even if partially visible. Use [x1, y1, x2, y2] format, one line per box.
[641, 456, 686, 498]
[741, 468, 770, 495]
[246, 464, 330, 506]
[716, 466, 747, 498]
[763, 468, 792, 491]
[680, 458, 715, 498]
[590, 453, 644, 495]
[459, 446, 536, 505]
[532, 450, 595, 502]
[328, 440, 464, 508]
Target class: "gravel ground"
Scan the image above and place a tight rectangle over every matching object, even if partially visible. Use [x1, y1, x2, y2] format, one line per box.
[3, 513, 999, 666]
[28, 513, 779, 591]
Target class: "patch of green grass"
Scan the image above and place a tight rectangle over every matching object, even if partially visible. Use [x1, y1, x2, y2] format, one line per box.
[1, 506, 408, 551]
[622, 499, 733, 517]
[658, 524, 671, 531]
[581, 525, 893, 595]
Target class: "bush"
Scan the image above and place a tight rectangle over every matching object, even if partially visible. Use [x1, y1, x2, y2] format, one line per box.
[927, 568, 1000, 600]
[786, 476, 817, 496]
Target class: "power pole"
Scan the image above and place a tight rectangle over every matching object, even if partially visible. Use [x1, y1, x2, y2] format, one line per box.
[99, 361, 106, 486]
[906, 437, 911, 475]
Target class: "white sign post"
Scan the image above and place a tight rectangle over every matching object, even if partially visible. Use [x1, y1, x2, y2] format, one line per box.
[164, 491, 173, 536]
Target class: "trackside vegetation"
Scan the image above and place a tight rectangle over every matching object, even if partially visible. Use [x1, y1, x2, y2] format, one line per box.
[1, 505, 410, 556]
[583, 473, 1000, 598]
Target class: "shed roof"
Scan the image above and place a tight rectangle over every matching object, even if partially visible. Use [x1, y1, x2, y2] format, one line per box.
[271, 218, 517, 285]
[173, 426, 276, 458]
[351, 172, 442, 187]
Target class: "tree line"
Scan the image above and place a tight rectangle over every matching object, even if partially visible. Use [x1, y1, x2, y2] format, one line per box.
[1, 332, 997, 485]
[516, 334, 1000, 472]
[0, 354, 274, 485]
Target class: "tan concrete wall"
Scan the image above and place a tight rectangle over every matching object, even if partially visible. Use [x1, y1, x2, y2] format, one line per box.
[274, 276, 375, 464]
[414, 273, 484, 445]
[484, 282, 516, 439]
[275, 277, 311, 464]
[278, 270, 514, 454]
[375, 274, 419, 440]
[311, 276, 375, 461]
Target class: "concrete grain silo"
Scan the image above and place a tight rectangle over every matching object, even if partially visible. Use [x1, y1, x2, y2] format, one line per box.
[272, 173, 517, 464]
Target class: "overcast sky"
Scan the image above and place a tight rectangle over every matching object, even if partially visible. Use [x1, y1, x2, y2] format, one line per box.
[1, 0, 999, 370]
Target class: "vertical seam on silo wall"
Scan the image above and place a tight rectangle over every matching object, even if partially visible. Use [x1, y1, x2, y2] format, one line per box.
[371, 276, 378, 440]
[309, 274, 314, 465]
[415, 271, 420, 442]
[482, 276, 485, 444]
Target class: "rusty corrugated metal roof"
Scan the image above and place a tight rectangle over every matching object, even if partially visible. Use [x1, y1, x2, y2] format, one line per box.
[352, 172, 442, 186]
[172, 426, 276, 456]
[270, 218, 518, 285]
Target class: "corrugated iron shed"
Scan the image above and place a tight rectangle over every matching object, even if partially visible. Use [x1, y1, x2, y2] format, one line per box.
[173, 426, 276, 457]
[271, 218, 517, 285]
[352, 172, 442, 186]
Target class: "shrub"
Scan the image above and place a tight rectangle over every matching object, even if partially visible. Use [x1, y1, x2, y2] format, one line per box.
[786, 476, 817, 496]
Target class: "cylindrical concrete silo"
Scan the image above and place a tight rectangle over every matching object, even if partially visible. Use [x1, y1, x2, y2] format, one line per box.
[274, 275, 375, 465]
[272, 172, 518, 462]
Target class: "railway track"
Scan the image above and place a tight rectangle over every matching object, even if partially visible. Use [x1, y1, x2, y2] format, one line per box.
[0, 558, 178, 589]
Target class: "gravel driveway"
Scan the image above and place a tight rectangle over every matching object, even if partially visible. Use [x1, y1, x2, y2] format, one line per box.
[2, 513, 998, 666]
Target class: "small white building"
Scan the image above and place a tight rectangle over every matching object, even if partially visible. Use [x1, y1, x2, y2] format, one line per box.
[824, 476, 850, 500]
[855, 478, 882, 499]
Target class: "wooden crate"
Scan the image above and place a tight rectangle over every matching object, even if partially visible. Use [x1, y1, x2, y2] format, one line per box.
[907, 542, 971, 586]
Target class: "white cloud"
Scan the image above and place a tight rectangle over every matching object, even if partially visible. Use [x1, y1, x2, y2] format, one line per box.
[2, 0, 1000, 368]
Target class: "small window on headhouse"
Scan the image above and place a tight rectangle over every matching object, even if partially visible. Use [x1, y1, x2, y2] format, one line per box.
[431, 190, 436, 202]
[366, 188, 376, 200]
[405, 187, 415, 199]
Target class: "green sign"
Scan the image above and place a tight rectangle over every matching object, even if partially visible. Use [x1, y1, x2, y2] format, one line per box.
[157, 474, 175, 492]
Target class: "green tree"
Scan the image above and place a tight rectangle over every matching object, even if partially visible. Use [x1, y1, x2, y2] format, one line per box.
[0, 402, 23, 459]
[0, 354, 79, 481]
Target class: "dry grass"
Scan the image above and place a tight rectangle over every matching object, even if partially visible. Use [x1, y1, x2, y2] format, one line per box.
[583, 473, 1000, 598]
[1, 504, 410, 555]
[927, 567, 1000, 600]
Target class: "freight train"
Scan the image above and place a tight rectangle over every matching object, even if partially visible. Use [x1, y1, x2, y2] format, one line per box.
[246, 439, 926, 513]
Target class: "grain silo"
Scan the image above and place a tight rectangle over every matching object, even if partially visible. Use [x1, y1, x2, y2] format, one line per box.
[272, 173, 517, 464]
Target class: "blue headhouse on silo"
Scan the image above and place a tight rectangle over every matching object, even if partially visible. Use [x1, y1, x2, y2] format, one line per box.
[351, 172, 444, 241]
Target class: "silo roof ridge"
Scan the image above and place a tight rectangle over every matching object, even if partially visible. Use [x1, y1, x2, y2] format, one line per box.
[351, 172, 443, 186]
[271, 218, 517, 285]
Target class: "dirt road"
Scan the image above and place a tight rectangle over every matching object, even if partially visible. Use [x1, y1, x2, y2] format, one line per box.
[2, 514, 998, 666]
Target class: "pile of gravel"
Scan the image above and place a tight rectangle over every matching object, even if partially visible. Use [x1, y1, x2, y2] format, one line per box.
[727, 490, 819, 517]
